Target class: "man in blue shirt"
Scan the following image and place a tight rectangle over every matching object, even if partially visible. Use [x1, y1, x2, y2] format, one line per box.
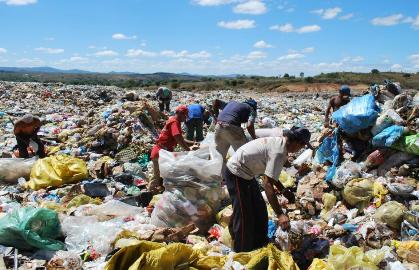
[186, 103, 206, 141]
[215, 99, 257, 162]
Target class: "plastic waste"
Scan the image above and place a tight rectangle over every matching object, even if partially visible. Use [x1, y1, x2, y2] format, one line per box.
[0, 207, 64, 251]
[27, 155, 88, 190]
[293, 149, 313, 166]
[47, 250, 83, 270]
[216, 205, 232, 227]
[151, 133, 223, 232]
[391, 134, 419, 156]
[371, 109, 404, 136]
[315, 129, 340, 181]
[332, 94, 380, 135]
[331, 160, 362, 188]
[372, 125, 405, 147]
[0, 157, 37, 183]
[374, 201, 407, 229]
[343, 178, 387, 210]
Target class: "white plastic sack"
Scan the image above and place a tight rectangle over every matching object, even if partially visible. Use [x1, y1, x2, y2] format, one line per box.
[371, 109, 404, 136]
[0, 157, 37, 183]
[332, 161, 362, 188]
[293, 149, 313, 166]
[151, 133, 223, 232]
[73, 200, 144, 220]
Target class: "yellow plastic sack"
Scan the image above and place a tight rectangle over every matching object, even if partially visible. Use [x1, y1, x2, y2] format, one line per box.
[326, 244, 381, 270]
[66, 194, 102, 209]
[308, 259, 333, 270]
[394, 241, 419, 260]
[343, 178, 386, 210]
[27, 155, 88, 190]
[216, 205, 232, 227]
[374, 201, 407, 229]
[320, 193, 336, 221]
[104, 241, 300, 270]
[279, 171, 296, 188]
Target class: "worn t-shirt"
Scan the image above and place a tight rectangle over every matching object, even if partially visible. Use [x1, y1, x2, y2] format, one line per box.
[227, 137, 288, 180]
[217, 101, 256, 126]
[255, 128, 283, 138]
[188, 104, 205, 120]
[155, 116, 182, 151]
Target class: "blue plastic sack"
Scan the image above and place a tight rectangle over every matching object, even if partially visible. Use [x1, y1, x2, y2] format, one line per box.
[372, 125, 404, 147]
[314, 129, 340, 181]
[332, 94, 380, 134]
[268, 220, 277, 238]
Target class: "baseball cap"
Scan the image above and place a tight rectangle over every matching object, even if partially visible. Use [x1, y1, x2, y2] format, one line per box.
[175, 105, 188, 114]
[285, 126, 313, 149]
[339, 85, 351, 96]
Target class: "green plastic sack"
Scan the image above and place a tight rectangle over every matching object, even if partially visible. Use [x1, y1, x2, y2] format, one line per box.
[0, 207, 65, 251]
[27, 155, 88, 190]
[374, 201, 407, 229]
[392, 134, 419, 156]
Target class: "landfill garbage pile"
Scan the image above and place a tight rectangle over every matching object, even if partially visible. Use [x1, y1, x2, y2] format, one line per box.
[0, 81, 418, 269]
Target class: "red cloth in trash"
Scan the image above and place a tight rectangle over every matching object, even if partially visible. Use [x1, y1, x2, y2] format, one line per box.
[150, 116, 182, 159]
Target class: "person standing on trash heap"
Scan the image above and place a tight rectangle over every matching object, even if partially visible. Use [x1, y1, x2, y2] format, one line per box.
[186, 101, 209, 142]
[13, 114, 46, 159]
[324, 85, 351, 128]
[215, 98, 257, 163]
[155, 86, 172, 112]
[148, 105, 197, 194]
[212, 98, 227, 119]
[225, 126, 313, 252]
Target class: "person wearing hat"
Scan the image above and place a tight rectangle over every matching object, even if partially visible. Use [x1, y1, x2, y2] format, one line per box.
[224, 126, 312, 252]
[148, 105, 197, 194]
[215, 99, 258, 164]
[13, 114, 46, 158]
[324, 85, 351, 128]
[155, 87, 172, 112]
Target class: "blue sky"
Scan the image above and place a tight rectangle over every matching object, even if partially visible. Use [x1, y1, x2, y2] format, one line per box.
[0, 0, 418, 75]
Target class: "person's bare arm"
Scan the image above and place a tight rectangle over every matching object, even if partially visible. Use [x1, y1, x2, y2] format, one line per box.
[174, 135, 194, 151]
[247, 122, 257, 140]
[324, 99, 333, 127]
[262, 176, 290, 229]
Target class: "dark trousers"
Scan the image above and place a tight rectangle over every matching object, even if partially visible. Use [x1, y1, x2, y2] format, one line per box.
[16, 134, 46, 158]
[158, 99, 170, 112]
[224, 167, 269, 252]
[186, 118, 204, 141]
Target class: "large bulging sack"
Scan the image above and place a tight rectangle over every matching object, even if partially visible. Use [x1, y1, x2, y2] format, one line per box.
[343, 178, 387, 210]
[0, 207, 64, 251]
[0, 157, 37, 183]
[27, 155, 88, 190]
[332, 94, 380, 135]
[374, 201, 407, 229]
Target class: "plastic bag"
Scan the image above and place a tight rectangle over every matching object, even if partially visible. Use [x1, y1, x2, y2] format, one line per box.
[327, 244, 382, 270]
[377, 152, 416, 176]
[332, 160, 361, 188]
[314, 129, 340, 181]
[0, 157, 37, 183]
[0, 207, 64, 251]
[216, 205, 232, 227]
[332, 94, 380, 135]
[293, 149, 313, 166]
[371, 109, 404, 136]
[151, 133, 223, 232]
[372, 125, 404, 147]
[343, 178, 387, 210]
[27, 155, 88, 190]
[374, 201, 407, 229]
[391, 134, 419, 156]
[74, 200, 144, 220]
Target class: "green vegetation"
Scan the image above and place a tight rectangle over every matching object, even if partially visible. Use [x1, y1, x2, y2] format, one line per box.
[0, 70, 418, 91]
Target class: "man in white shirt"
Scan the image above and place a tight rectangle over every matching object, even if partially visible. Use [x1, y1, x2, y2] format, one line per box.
[225, 126, 312, 252]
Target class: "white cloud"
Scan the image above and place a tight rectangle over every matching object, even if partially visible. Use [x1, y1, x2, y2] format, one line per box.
[278, 53, 304, 60]
[233, 1, 267, 15]
[34, 47, 64, 54]
[391, 64, 402, 70]
[342, 56, 364, 62]
[60, 56, 89, 64]
[408, 54, 419, 67]
[340, 13, 353, 20]
[254, 40, 273, 48]
[193, 0, 236, 6]
[410, 15, 419, 29]
[270, 23, 294, 32]
[270, 23, 321, 33]
[126, 49, 156, 57]
[247, 51, 267, 59]
[16, 58, 44, 65]
[0, 0, 37, 6]
[0, 48, 7, 54]
[112, 33, 137, 40]
[312, 7, 342, 19]
[371, 14, 404, 26]
[45, 37, 55, 41]
[160, 50, 211, 58]
[218, 19, 255, 29]
[94, 50, 118, 57]
[302, 47, 314, 53]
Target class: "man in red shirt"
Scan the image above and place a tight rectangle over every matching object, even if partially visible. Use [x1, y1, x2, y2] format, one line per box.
[148, 105, 196, 194]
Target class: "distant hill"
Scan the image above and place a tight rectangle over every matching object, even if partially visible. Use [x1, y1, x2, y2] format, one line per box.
[0, 66, 93, 74]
